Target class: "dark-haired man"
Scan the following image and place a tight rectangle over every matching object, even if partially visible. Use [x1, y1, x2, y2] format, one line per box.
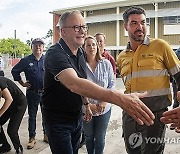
[117, 6, 180, 153]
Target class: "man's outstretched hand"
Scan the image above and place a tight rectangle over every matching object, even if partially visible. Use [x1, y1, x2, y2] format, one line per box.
[160, 107, 180, 127]
[160, 91, 180, 127]
[119, 92, 155, 126]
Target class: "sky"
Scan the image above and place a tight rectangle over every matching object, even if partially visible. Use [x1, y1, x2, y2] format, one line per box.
[0, 0, 116, 43]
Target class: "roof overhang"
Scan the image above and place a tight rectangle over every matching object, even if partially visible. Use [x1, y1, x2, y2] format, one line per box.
[85, 8, 180, 24]
[50, 0, 180, 15]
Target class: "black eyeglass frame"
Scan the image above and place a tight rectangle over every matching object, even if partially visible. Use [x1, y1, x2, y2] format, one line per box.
[63, 25, 88, 32]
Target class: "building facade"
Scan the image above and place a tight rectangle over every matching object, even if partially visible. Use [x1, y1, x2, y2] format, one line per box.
[51, 0, 180, 56]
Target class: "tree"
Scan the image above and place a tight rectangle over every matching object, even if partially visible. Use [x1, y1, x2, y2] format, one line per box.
[43, 29, 53, 50]
[26, 39, 31, 46]
[26, 38, 33, 46]
[44, 29, 53, 40]
[0, 38, 31, 58]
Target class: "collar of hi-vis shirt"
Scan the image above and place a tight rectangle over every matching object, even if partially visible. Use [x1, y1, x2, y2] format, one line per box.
[125, 36, 150, 52]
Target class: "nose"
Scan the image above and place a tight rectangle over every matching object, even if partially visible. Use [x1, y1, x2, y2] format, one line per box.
[90, 44, 94, 48]
[136, 23, 143, 30]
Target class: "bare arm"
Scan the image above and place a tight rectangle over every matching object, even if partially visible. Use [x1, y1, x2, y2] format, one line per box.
[57, 68, 155, 126]
[0, 88, 13, 117]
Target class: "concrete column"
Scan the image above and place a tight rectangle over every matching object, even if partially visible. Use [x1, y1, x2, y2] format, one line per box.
[154, 3, 158, 38]
[83, 11, 87, 18]
[116, 7, 120, 46]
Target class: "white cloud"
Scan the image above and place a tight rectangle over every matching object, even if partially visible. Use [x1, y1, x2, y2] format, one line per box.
[0, 0, 113, 43]
[0, 0, 14, 10]
[0, 0, 26, 10]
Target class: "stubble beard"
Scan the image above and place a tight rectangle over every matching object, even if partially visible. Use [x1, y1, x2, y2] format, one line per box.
[130, 31, 146, 43]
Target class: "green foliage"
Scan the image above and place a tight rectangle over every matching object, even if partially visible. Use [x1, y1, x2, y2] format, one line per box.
[43, 29, 53, 51]
[45, 29, 53, 39]
[0, 38, 31, 57]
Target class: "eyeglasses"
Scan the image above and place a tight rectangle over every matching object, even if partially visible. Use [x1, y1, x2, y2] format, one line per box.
[63, 25, 88, 32]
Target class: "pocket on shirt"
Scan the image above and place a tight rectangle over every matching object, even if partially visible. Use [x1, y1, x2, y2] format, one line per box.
[138, 58, 155, 68]
[27, 66, 36, 75]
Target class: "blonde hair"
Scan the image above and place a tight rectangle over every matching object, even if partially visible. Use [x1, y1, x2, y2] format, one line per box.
[94, 33, 106, 40]
[83, 35, 103, 62]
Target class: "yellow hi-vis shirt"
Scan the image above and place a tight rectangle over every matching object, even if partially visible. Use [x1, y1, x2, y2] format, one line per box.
[117, 37, 180, 111]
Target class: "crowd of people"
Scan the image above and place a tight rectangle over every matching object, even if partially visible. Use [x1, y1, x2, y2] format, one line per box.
[0, 6, 180, 154]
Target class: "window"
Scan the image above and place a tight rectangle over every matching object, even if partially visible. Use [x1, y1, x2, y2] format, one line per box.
[164, 16, 180, 35]
[164, 16, 180, 25]
[146, 18, 150, 26]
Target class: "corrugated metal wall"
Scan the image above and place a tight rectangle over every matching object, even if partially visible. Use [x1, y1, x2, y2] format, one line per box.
[87, 8, 116, 16]
[87, 22, 116, 46]
[158, 18, 180, 45]
[158, 1, 180, 9]
[87, 1, 180, 47]
[119, 21, 128, 46]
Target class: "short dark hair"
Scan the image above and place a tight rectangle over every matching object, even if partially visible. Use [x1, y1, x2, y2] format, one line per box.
[123, 6, 146, 23]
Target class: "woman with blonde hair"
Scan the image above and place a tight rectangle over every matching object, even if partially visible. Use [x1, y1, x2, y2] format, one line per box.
[82, 35, 115, 154]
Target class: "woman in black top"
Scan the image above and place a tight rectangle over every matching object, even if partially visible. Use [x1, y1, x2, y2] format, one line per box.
[0, 77, 27, 154]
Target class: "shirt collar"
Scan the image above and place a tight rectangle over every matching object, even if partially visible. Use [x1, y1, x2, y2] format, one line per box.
[31, 53, 44, 61]
[102, 49, 108, 56]
[59, 38, 83, 57]
[125, 36, 150, 52]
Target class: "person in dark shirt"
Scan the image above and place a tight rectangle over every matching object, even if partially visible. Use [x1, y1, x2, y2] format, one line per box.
[0, 77, 27, 154]
[11, 38, 47, 150]
[42, 10, 154, 154]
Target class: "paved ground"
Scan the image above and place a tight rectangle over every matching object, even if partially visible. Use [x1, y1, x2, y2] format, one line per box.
[2, 67, 180, 154]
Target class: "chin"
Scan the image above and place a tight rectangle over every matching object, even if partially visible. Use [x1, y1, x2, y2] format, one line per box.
[78, 41, 84, 46]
